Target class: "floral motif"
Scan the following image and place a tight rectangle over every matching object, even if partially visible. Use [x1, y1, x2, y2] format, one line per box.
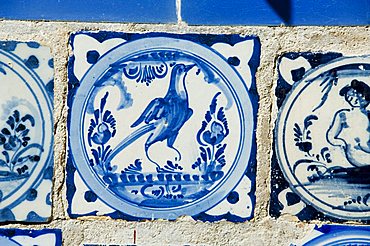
[291, 114, 340, 182]
[293, 114, 318, 155]
[193, 92, 229, 174]
[123, 62, 168, 86]
[87, 92, 117, 181]
[0, 109, 42, 177]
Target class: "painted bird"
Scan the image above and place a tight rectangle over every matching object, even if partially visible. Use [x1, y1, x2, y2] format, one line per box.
[104, 63, 196, 172]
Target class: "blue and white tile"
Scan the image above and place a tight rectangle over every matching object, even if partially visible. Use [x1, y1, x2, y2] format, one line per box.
[0, 228, 62, 246]
[271, 52, 370, 222]
[0, 41, 54, 222]
[291, 225, 370, 246]
[67, 32, 260, 222]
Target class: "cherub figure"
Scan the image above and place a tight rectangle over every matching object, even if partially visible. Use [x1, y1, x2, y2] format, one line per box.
[326, 79, 370, 168]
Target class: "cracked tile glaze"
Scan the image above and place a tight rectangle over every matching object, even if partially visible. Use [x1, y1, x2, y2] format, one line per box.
[272, 53, 370, 222]
[0, 41, 53, 222]
[67, 32, 260, 221]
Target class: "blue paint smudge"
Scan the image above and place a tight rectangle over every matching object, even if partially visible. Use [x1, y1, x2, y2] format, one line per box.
[25, 55, 39, 69]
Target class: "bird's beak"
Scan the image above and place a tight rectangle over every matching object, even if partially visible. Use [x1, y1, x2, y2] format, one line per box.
[184, 64, 196, 72]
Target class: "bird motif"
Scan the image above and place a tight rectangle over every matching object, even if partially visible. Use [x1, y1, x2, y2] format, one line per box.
[104, 63, 196, 172]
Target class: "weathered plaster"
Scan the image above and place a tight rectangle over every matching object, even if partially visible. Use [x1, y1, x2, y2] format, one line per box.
[0, 20, 368, 245]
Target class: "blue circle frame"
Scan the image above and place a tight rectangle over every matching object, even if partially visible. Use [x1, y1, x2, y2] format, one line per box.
[69, 37, 255, 219]
[275, 55, 370, 220]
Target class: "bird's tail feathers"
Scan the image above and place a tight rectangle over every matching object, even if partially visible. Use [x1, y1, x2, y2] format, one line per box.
[104, 123, 156, 166]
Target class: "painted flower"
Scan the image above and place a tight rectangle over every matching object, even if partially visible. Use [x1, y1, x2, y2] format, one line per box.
[202, 121, 226, 145]
[197, 92, 229, 147]
[90, 122, 112, 145]
[87, 92, 116, 147]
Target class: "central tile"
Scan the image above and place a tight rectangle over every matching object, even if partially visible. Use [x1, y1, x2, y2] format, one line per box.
[67, 32, 260, 221]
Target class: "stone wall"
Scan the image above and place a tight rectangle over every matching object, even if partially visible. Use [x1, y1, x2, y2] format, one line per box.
[0, 20, 368, 245]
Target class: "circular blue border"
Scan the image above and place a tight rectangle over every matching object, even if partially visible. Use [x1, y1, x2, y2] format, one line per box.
[304, 229, 370, 246]
[70, 37, 254, 219]
[275, 56, 370, 220]
[0, 49, 53, 209]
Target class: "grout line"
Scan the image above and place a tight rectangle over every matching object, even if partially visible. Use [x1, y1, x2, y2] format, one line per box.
[176, 0, 182, 25]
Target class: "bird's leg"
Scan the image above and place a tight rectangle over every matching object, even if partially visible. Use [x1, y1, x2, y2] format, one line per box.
[169, 145, 182, 161]
[144, 142, 162, 172]
[167, 133, 182, 161]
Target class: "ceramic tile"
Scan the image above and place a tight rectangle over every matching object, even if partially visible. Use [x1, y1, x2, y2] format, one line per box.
[291, 225, 370, 245]
[0, 0, 176, 23]
[67, 32, 260, 221]
[271, 53, 370, 222]
[0, 228, 62, 246]
[0, 41, 54, 222]
[182, 0, 369, 25]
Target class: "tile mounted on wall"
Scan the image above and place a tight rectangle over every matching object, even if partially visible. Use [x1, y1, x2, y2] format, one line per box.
[182, 0, 370, 25]
[66, 32, 260, 222]
[270, 53, 370, 222]
[0, 0, 176, 23]
[0, 41, 54, 222]
[0, 228, 62, 246]
[292, 225, 370, 245]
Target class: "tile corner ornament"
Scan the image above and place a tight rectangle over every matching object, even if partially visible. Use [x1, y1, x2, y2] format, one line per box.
[67, 32, 260, 221]
[291, 225, 370, 246]
[271, 52, 370, 222]
[0, 228, 62, 246]
[0, 41, 54, 222]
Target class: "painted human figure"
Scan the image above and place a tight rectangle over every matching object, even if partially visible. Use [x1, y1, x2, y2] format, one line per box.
[326, 79, 370, 167]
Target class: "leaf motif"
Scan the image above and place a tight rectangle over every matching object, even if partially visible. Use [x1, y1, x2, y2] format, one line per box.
[304, 115, 318, 129]
[217, 107, 226, 122]
[1, 128, 10, 135]
[103, 110, 112, 122]
[93, 109, 100, 124]
[200, 147, 207, 162]
[91, 149, 100, 166]
[206, 147, 212, 160]
[15, 123, 26, 132]
[100, 92, 109, 112]
[13, 110, 20, 122]
[21, 129, 29, 137]
[165, 160, 175, 170]
[6, 116, 15, 129]
[210, 92, 221, 114]
[21, 114, 35, 126]
[0, 160, 7, 167]
[205, 111, 212, 122]
[293, 123, 302, 136]
[215, 144, 226, 160]
[2, 151, 9, 163]
[0, 134, 5, 145]
[306, 130, 312, 140]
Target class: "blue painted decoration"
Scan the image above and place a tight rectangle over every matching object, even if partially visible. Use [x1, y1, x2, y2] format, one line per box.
[67, 32, 260, 222]
[0, 41, 54, 222]
[182, 0, 370, 26]
[0, 0, 176, 23]
[0, 228, 62, 246]
[291, 225, 370, 246]
[271, 53, 370, 222]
